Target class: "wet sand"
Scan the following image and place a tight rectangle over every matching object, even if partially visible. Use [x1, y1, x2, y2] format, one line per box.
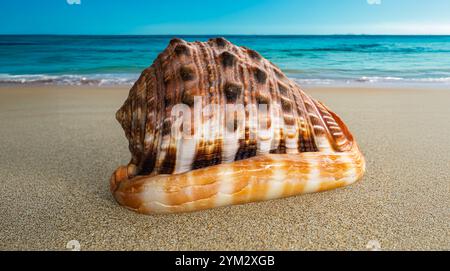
[0, 85, 449, 250]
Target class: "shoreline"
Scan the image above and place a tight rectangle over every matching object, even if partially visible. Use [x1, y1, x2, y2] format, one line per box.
[0, 85, 449, 250]
[2, 81, 450, 90]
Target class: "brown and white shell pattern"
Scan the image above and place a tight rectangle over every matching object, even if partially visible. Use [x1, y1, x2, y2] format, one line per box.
[111, 37, 366, 214]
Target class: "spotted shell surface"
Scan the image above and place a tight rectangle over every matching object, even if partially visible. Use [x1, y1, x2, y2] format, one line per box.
[111, 37, 365, 214]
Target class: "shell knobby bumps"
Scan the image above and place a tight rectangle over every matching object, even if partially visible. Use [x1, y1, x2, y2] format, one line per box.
[111, 37, 366, 214]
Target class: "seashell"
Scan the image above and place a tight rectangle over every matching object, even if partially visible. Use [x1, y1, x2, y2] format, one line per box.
[110, 37, 365, 214]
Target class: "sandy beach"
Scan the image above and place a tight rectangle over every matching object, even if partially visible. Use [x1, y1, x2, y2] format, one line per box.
[0, 85, 449, 251]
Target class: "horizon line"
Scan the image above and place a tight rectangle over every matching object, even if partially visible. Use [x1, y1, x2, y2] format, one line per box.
[2, 33, 450, 36]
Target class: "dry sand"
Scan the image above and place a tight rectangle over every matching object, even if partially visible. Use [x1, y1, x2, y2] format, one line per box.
[0, 85, 449, 250]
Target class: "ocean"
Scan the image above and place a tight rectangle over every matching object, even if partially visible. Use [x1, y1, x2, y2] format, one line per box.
[1, 35, 450, 87]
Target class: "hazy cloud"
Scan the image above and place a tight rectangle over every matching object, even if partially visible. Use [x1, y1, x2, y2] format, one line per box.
[67, 0, 81, 5]
[367, 0, 381, 5]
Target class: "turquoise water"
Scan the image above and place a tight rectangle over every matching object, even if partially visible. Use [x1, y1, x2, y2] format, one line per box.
[1, 35, 450, 86]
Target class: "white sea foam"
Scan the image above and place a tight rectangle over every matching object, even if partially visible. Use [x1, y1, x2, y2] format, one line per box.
[1, 73, 450, 87]
[0, 73, 138, 86]
[293, 76, 450, 87]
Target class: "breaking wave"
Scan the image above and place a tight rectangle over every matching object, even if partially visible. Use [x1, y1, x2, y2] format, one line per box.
[2, 73, 450, 87]
[0, 73, 138, 86]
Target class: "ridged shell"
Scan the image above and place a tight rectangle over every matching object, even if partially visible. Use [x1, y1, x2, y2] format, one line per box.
[112, 37, 365, 214]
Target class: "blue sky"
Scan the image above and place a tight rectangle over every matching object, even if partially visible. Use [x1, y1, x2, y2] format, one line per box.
[1, 0, 450, 35]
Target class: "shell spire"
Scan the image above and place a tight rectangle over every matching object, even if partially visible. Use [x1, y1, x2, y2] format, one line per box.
[111, 37, 365, 214]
